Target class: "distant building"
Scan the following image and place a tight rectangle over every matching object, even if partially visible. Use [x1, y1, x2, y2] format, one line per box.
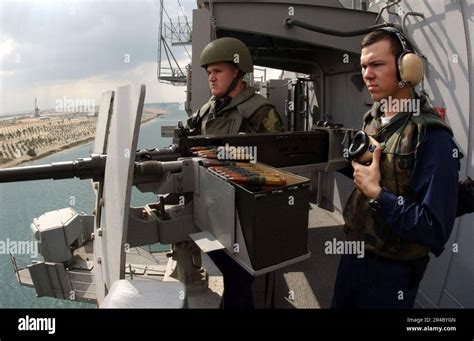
[32, 98, 40, 118]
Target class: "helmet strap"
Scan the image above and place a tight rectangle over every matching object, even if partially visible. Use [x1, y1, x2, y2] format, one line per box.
[220, 70, 244, 99]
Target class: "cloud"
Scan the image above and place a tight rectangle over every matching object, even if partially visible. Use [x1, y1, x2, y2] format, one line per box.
[2, 1, 161, 81]
[0, 0, 196, 114]
[1, 61, 188, 114]
[0, 38, 15, 62]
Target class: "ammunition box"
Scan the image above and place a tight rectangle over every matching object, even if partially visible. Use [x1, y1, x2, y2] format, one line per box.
[234, 163, 310, 270]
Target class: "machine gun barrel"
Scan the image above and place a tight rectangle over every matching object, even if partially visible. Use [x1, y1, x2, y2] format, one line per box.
[0, 154, 107, 183]
[0, 144, 183, 184]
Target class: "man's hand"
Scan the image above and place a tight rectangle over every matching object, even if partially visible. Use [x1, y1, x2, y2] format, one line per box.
[352, 147, 383, 199]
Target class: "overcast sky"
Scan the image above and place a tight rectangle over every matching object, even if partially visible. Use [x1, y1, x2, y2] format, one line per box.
[0, 0, 197, 115]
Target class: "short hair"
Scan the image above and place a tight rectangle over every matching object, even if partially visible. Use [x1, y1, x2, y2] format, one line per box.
[361, 29, 406, 59]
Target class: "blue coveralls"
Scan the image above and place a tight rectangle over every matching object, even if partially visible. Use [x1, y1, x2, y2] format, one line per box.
[332, 126, 459, 309]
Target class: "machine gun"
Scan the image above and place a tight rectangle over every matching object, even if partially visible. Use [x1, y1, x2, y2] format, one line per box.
[1, 84, 352, 308]
[0, 125, 350, 184]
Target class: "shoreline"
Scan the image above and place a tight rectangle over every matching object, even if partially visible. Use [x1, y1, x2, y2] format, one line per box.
[0, 114, 161, 169]
[0, 137, 96, 169]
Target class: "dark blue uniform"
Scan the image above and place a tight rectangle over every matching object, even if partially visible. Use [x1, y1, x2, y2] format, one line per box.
[332, 126, 459, 309]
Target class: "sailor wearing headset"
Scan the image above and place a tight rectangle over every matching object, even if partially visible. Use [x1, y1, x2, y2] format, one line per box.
[332, 27, 459, 309]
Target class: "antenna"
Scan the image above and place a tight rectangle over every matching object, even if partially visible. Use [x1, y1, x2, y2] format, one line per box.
[33, 97, 40, 118]
[157, 0, 192, 86]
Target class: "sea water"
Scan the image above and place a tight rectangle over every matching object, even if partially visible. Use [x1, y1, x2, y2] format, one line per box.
[0, 108, 187, 308]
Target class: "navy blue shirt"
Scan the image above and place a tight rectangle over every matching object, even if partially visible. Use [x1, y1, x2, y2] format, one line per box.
[378, 126, 459, 255]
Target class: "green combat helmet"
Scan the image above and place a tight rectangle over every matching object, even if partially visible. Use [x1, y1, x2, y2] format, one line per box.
[200, 37, 253, 74]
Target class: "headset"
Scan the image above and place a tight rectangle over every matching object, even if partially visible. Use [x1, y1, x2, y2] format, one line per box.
[375, 27, 424, 87]
[348, 131, 380, 164]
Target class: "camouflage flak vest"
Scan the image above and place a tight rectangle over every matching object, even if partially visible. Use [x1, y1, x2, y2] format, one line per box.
[343, 100, 452, 261]
[198, 86, 275, 135]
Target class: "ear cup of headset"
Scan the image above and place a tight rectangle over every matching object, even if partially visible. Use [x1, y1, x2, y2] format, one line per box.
[374, 27, 424, 87]
[398, 51, 424, 86]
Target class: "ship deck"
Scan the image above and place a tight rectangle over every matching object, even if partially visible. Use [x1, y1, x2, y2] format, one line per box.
[253, 202, 345, 308]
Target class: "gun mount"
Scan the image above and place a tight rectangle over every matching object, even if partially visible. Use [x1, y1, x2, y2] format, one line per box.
[0, 127, 350, 184]
[3, 83, 353, 308]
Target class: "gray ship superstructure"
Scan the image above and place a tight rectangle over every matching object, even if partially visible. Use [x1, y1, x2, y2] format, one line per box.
[2, 0, 472, 309]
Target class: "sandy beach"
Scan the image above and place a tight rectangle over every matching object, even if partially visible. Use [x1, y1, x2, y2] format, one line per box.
[0, 109, 164, 169]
